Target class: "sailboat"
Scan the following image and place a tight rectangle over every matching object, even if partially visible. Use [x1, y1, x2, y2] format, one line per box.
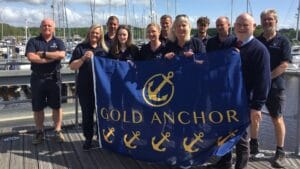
[290, 0, 300, 69]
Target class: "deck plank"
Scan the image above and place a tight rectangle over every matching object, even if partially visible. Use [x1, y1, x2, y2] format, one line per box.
[1, 125, 300, 169]
[9, 134, 24, 169]
[0, 136, 11, 169]
[23, 133, 38, 169]
[66, 127, 98, 169]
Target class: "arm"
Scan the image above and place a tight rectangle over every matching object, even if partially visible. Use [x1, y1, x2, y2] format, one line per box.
[271, 61, 289, 79]
[38, 50, 66, 60]
[69, 49, 93, 70]
[27, 52, 55, 64]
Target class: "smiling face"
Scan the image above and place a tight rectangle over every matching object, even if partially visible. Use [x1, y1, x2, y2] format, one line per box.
[107, 18, 119, 35]
[261, 12, 277, 33]
[216, 17, 230, 37]
[175, 19, 190, 41]
[40, 19, 55, 39]
[234, 13, 256, 41]
[89, 27, 102, 44]
[117, 28, 129, 45]
[147, 25, 160, 42]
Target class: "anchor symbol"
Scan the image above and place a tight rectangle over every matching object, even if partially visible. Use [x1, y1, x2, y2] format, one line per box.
[183, 132, 204, 153]
[217, 130, 238, 146]
[123, 131, 141, 149]
[102, 127, 115, 143]
[147, 72, 174, 102]
[151, 132, 171, 152]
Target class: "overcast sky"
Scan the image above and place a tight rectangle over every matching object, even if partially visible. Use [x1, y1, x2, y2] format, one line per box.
[0, 0, 299, 29]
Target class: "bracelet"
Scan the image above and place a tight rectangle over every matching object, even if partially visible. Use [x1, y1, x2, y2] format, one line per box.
[42, 51, 46, 58]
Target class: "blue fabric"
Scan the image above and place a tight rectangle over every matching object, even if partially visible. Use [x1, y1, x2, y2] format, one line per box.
[92, 48, 249, 167]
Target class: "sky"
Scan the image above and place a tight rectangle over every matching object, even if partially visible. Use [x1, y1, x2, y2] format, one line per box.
[0, 0, 299, 30]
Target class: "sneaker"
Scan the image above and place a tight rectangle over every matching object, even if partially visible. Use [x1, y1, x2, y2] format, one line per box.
[53, 130, 64, 143]
[271, 151, 287, 168]
[32, 130, 45, 145]
[82, 140, 99, 151]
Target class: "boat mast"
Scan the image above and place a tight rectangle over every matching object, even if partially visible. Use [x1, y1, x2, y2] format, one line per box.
[296, 0, 300, 41]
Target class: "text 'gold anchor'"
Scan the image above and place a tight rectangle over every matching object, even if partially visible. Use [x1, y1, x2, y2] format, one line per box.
[124, 131, 141, 149]
[151, 132, 171, 152]
[183, 132, 204, 153]
[147, 72, 174, 102]
[217, 129, 238, 146]
[103, 127, 115, 143]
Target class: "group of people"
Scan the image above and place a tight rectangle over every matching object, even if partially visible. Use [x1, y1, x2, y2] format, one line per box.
[25, 8, 291, 169]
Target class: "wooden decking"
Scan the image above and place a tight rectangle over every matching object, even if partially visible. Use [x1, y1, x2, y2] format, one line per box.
[0, 120, 299, 169]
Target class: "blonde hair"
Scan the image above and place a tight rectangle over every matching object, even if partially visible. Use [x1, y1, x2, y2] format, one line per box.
[168, 14, 191, 42]
[83, 24, 108, 52]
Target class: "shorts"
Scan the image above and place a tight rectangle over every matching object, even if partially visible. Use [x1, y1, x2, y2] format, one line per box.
[265, 88, 286, 118]
[30, 73, 62, 111]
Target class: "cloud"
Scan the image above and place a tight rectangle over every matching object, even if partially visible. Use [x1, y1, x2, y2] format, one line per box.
[3, 0, 48, 5]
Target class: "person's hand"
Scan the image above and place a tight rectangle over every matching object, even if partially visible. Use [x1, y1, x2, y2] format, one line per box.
[250, 109, 262, 123]
[164, 52, 175, 59]
[183, 49, 194, 57]
[82, 50, 94, 61]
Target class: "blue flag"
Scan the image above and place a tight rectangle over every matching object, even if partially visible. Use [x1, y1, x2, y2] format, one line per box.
[92, 48, 249, 167]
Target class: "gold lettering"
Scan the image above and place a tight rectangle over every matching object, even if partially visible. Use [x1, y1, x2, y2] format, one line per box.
[151, 112, 162, 124]
[178, 111, 190, 124]
[209, 111, 223, 124]
[193, 111, 206, 124]
[100, 107, 109, 120]
[163, 112, 175, 124]
[110, 109, 121, 121]
[132, 110, 143, 123]
[123, 110, 130, 123]
[226, 110, 239, 122]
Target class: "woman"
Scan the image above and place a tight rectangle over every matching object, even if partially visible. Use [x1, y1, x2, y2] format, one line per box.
[140, 23, 165, 60]
[109, 25, 139, 60]
[164, 14, 205, 60]
[69, 24, 108, 151]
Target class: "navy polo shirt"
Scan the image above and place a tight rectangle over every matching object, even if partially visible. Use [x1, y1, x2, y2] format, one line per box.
[70, 42, 108, 88]
[206, 34, 236, 52]
[240, 38, 271, 110]
[140, 43, 165, 60]
[104, 33, 114, 49]
[25, 34, 66, 74]
[164, 37, 206, 56]
[108, 45, 140, 61]
[193, 33, 211, 47]
[257, 32, 292, 90]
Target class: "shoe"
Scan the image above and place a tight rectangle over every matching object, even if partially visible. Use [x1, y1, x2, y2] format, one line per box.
[82, 140, 99, 151]
[271, 150, 287, 168]
[250, 139, 264, 159]
[53, 130, 64, 143]
[205, 163, 233, 169]
[250, 139, 259, 155]
[32, 130, 45, 145]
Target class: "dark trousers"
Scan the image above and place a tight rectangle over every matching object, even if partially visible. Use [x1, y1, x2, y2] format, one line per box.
[217, 132, 249, 169]
[78, 88, 95, 141]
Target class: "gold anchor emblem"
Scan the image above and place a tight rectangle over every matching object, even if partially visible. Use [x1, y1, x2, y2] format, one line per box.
[123, 131, 141, 149]
[151, 132, 171, 152]
[183, 132, 204, 153]
[217, 130, 238, 146]
[102, 127, 115, 143]
[147, 72, 174, 102]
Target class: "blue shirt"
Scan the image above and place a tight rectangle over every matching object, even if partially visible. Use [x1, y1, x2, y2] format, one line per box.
[206, 34, 236, 52]
[140, 42, 165, 60]
[25, 34, 66, 74]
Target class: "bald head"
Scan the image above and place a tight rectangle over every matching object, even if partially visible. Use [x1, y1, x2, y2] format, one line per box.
[216, 16, 230, 37]
[40, 18, 55, 39]
[234, 13, 256, 41]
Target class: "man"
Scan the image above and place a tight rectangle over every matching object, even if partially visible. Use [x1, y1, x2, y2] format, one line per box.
[208, 13, 271, 169]
[194, 16, 211, 46]
[251, 9, 291, 168]
[105, 16, 119, 48]
[159, 14, 172, 45]
[206, 16, 235, 52]
[26, 18, 66, 144]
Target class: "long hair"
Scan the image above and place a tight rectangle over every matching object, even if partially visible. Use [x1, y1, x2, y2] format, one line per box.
[168, 14, 191, 42]
[83, 24, 108, 52]
[110, 25, 133, 56]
